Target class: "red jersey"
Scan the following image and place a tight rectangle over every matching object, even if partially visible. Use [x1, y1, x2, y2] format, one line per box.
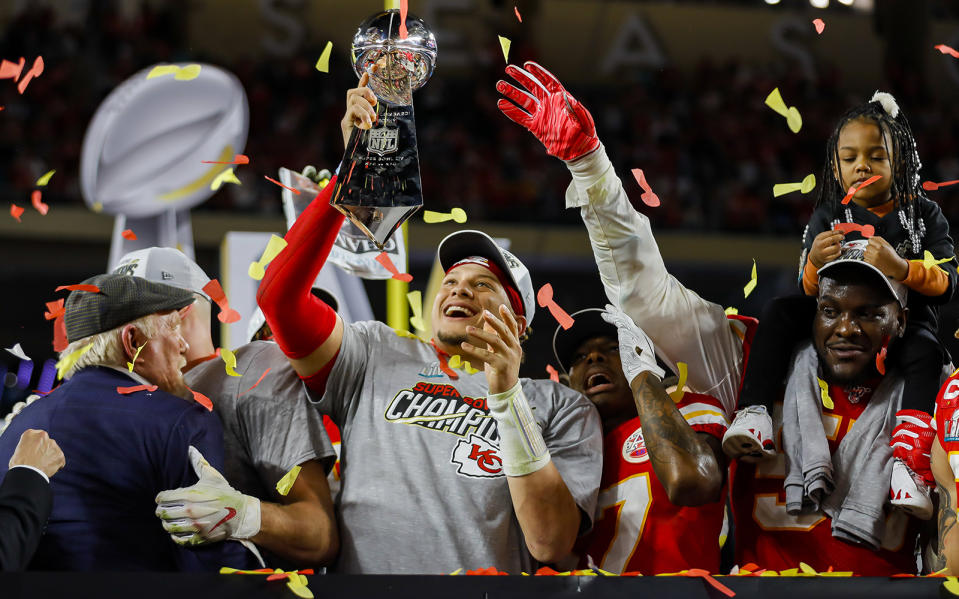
[731, 384, 918, 575]
[935, 369, 959, 490]
[323, 414, 342, 496]
[573, 392, 729, 574]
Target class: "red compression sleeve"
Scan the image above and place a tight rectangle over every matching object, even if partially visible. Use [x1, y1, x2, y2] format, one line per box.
[257, 176, 344, 359]
[300, 349, 339, 396]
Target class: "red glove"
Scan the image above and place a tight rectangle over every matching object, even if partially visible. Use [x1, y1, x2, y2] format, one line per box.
[891, 409, 936, 487]
[496, 61, 599, 162]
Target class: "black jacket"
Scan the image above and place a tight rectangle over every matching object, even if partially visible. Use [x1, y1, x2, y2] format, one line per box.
[0, 467, 51, 571]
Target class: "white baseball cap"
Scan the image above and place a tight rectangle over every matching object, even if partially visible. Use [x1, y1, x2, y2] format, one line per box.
[437, 230, 535, 324]
[112, 247, 211, 300]
[817, 239, 908, 308]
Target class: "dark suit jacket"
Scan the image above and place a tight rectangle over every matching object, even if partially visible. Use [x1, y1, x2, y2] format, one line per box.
[0, 466, 51, 571]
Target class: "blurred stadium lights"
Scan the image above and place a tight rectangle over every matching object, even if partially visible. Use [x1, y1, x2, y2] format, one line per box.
[764, 0, 781, 5]
[809, 0, 829, 8]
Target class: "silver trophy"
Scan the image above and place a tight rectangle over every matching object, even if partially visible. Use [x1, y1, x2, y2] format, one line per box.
[330, 9, 437, 249]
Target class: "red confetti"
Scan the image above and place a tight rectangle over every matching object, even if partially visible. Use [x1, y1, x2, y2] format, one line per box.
[185, 385, 213, 411]
[684, 569, 736, 597]
[55, 284, 100, 293]
[812, 18, 825, 34]
[17, 56, 43, 94]
[202, 279, 241, 324]
[263, 175, 300, 195]
[239, 368, 272, 396]
[116, 384, 158, 395]
[833, 222, 875, 238]
[922, 179, 959, 191]
[935, 44, 959, 59]
[265, 572, 289, 582]
[536, 283, 574, 330]
[399, 0, 409, 39]
[30, 190, 48, 215]
[840, 175, 882, 205]
[201, 154, 249, 165]
[630, 168, 661, 207]
[514, 6, 523, 22]
[430, 340, 459, 380]
[876, 336, 889, 375]
[0, 57, 24, 81]
[121, 228, 137, 240]
[10, 203, 23, 222]
[546, 364, 559, 382]
[375, 252, 413, 282]
[465, 567, 508, 576]
[44, 299, 67, 352]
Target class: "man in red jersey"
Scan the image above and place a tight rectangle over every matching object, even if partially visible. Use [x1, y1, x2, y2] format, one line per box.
[553, 306, 728, 574]
[927, 368, 959, 573]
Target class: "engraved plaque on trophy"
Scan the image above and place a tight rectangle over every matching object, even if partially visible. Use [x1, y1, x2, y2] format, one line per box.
[331, 9, 437, 249]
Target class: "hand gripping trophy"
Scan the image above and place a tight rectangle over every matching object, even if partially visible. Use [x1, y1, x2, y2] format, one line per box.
[330, 9, 437, 249]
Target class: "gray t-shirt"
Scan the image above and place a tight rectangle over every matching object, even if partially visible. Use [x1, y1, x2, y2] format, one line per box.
[316, 320, 603, 574]
[185, 341, 334, 502]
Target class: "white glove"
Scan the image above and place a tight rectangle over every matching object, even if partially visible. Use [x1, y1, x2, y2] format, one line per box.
[600, 303, 665, 384]
[154, 446, 261, 545]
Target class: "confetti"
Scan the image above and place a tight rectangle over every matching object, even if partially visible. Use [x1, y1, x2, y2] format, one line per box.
[840, 175, 882, 205]
[264, 175, 300, 195]
[630, 168, 661, 207]
[202, 279, 241, 323]
[407, 290, 425, 331]
[764, 88, 802, 133]
[55, 342, 93, 380]
[922, 179, 959, 191]
[812, 18, 825, 34]
[44, 299, 67, 352]
[818, 377, 833, 409]
[0, 57, 24, 81]
[514, 6, 523, 22]
[448, 354, 480, 374]
[315, 41, 333, 73]
[423, 208, 468, 224]
[375, 252, 413, 282]
[876, 336, 889, 375]
[92, 201, 103, 212]
[546, 364, 559, 382]
[743, 259, 757, 298]
[146, 63, 201, 81]
[201, 154, 249, 165]
[669, 362, 688, 402]
[945, 577, 959, 595]
[210, 167, 241, 191]
[220, 348, 241, 377]
[172, 64, 200, 81]
[55, 284, 100, 293]
[536, 283, 574, 330]
[10, 203, 23, 222]
[724, 307, 739, 316]
[772, 173, 816, 197]
[116, 384, 158, 395]
[248, 235, 288, 280]
[31, 190, 48, 215]
[121, 228, 137, 241]
[286, 573, 313, 599]
[935, 44, 959, 59]
[276, 465, 302, 496]
[185, 385, 213, 411]
[4, 343, 30, 361]
[914, 250, 953, 270]
[36, 169, 55, 186]
[17, 57, 43, 94]
[684, 569, 735, 597]
[833, 222, 875, 238]
[239, 368, 272, 395]
[498, 36, 511, 63]
[399, 0, 409, 39]
[127, 342, 146, 372]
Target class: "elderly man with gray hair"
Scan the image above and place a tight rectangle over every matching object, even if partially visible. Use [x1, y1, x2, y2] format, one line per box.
[0, 274, 252, 571]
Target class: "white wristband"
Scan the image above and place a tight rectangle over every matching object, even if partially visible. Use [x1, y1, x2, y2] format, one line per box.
[486, 381, 551, 477]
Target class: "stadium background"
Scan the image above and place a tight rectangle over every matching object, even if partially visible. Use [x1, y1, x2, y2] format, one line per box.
[2, 0, 959, 415]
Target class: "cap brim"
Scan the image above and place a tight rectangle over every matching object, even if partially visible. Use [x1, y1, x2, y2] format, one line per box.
[438, 230, 520, 294]
[552, 308, 618, 373]
[817, 259, 906, 307]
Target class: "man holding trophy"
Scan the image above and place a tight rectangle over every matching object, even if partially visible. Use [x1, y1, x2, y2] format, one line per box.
[256, 10, 602, 574]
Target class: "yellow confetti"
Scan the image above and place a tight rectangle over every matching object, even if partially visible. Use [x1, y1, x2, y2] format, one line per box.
[36, 169, 55, 186]
[724, 307, 739, 316]
[407, 290, 425, 331]
[175, 64, 201, 81]
[92, 201, 103, 212]
[147, 64, 201, 81]
[287, 573, 313, 599]
[127, 342, 146, 372]
[147, 64, 179, 79]
[743, 259, 757, 298]
[798, 562, 817, 575]
[765, 87, 802, 133]
[423, 208, 468, 224]
[498, 35, 511, 63]
[249, 235, 288, 281]
[944, 576, 959, 596]
[56, 342, 94, 380]
[449, 568, 463, 576]
[316, 41, 333, 73]
[669, 362, 687, 402]
[210, 167, 241, 191]
[275, 465, 302, 496]
[912, 250, 953, 271]
[772, 174, 816, 197]
[446, 355, 480, 374]
[220, 348, 241, 377]
[818, 377, 833, 409]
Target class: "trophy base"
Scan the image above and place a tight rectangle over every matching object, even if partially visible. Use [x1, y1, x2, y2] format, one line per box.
[332, 202, 420, 250]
